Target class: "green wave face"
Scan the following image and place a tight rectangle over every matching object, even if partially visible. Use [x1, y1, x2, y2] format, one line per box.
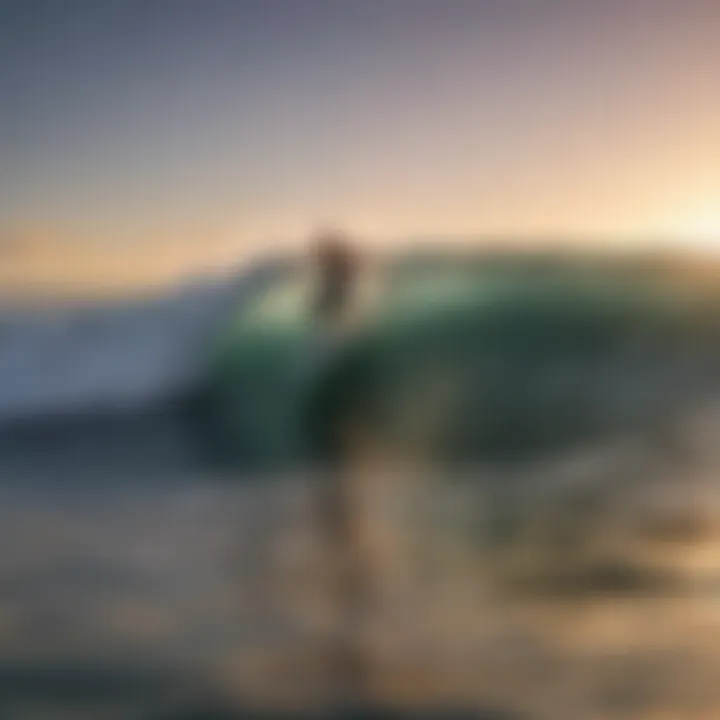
[189, 274, 317, 472]
[189, 257, 720, 473]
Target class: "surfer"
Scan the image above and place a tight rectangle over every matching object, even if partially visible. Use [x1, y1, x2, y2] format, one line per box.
[310, 228, 363, 338]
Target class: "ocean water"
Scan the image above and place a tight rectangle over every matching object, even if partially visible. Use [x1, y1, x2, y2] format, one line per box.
[3, 253, 720, 717]
[3, 439, 720, 719]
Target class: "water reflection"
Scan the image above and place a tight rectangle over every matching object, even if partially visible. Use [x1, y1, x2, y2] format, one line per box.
[2, 438, 720, 718]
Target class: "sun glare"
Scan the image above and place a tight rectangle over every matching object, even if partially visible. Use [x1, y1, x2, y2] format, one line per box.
[683, 211, 720, 238]
[656, 207, 720, 253]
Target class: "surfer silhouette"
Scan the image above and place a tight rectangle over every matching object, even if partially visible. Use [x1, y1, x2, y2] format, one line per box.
[304, 229, 379, 710]
[310, 229, 361, 336]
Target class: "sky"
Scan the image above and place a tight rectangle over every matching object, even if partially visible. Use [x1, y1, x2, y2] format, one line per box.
[2, 0, 720, 279]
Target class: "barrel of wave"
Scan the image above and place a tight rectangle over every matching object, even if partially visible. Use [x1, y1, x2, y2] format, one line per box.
[188, 231, 372, 474]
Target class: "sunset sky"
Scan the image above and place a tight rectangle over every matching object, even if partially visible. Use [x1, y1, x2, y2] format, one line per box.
[2, 0, 720, 285]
